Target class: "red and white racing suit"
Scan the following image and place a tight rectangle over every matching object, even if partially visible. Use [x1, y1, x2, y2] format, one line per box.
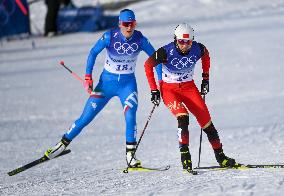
[144, 41, 211, 128]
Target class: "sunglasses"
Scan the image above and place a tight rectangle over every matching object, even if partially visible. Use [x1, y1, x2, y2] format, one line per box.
[121, 21, 136, 27]
[177, 39, 192, 45]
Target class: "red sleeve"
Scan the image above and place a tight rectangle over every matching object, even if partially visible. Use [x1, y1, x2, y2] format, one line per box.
[144, 56, 158, 90]
[201, 47, 210, 80]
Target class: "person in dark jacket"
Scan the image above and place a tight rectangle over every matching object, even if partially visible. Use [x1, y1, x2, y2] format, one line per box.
[44, 0, 71, 37]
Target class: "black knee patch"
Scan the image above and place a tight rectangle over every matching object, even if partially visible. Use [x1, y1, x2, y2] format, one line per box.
[126, 141, 137, 146]
[177, 115, 189, 146]
[177, 115, 189, 128]
[180, 145, 190, 153]
[203, 123, 220, 141]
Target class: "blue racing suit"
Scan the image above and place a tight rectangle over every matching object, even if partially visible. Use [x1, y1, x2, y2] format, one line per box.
[64, 28, 161, 144]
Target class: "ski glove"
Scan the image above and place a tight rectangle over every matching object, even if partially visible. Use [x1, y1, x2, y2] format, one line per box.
[84, 74, 93, 94]
[201, 79, 209, 95]
[151, 90, 161, 106]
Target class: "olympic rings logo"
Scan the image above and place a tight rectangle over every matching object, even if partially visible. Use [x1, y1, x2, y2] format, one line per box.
[171, 56, 196, 70]
[113, 42, 138, 55]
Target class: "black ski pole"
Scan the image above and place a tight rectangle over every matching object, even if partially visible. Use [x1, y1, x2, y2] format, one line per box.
[123, 104, 156, 173]
[197, 94, 205, 168]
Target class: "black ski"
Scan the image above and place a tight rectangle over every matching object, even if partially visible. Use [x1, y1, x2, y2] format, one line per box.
[195, 164, 284, 170]
[123, 165, 170, 173]
[246, 164, 284, 169]
[7, 149, 71, 176]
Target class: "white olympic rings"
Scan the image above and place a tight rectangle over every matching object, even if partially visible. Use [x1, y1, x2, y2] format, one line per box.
[171, 56, 196, 70]
[113, 42, 138, 55]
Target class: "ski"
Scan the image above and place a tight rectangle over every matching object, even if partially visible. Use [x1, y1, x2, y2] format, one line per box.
[195, 165, 247, 171]
[246, 164, 284, 169]
[123, 165, 170, 173]
[195, 164, 284, 171]
[7, 149, 71, 176]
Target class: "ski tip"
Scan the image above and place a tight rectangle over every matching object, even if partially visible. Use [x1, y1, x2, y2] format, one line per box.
[7, 172, 13, 176]
[7, 149, 71, 177]
[7, 167, 24, 176]
[7, 170, 16, 176]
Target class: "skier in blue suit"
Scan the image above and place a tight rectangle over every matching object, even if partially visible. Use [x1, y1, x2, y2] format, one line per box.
[45, 9, 160, 167]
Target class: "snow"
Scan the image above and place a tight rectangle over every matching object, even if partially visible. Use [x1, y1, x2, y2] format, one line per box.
[1, 0, 284, 195]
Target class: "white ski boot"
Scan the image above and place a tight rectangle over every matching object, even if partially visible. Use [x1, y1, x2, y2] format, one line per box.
[126, 144, 141, 168]
[45, 136, 70, 159]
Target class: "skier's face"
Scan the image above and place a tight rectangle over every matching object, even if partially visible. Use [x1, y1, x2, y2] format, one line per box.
[119, 21, 136, 39]
[176, 39, 193, 54]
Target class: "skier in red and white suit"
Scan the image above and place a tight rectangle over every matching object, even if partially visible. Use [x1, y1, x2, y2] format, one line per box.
[144, 23, 238, 171]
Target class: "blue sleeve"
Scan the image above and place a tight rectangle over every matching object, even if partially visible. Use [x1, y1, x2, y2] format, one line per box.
[140, 36, 155, 56]
[140, 36, 162, 81]
[85, 31, 110, 75]
[155, 64, 162, 81]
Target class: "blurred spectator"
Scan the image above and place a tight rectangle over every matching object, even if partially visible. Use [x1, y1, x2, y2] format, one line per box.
[44, 0, 72, 37]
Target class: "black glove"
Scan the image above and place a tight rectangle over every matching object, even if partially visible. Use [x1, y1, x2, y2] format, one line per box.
[201, 79, 209, 95]
[151, 90, 161, 106]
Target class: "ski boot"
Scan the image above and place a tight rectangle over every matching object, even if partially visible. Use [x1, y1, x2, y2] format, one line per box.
[45, 136, 71, 159]
[126, 144, 141, 168]
[180, 146, 192, 170]
[214, 148, 238, 168]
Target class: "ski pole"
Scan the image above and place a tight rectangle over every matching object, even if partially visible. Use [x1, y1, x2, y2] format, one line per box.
[197, 94, 205, 168]
[123, 104, 157, 173]
[59, 61, 85, 84]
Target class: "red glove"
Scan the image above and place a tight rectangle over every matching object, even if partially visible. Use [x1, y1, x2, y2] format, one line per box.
[84, 74, 93, 94]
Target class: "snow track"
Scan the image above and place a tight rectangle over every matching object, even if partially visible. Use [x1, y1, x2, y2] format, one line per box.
[1, 0, 284, 195]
